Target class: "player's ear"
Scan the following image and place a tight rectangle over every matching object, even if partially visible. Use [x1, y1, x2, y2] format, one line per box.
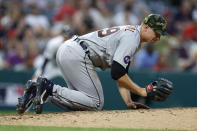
[144, 24, 149, 29]
[143, 24, 149, 32]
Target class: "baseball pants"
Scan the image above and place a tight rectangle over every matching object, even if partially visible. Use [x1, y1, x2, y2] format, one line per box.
[48, 39, 104, 110]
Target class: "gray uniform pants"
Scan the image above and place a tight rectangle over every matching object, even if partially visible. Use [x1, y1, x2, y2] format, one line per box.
[49, 39, 104, 110]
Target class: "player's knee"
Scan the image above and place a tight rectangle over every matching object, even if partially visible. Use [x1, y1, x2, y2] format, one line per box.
[94, 99, 104, 110]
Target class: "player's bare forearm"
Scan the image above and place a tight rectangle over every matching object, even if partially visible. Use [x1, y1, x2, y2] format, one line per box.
[117, 85, 133, 106]
[117, 84, 150, 109]
[116, 74, 147, 97]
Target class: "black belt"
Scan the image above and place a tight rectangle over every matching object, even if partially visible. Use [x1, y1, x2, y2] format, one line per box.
[79, 41, 90, 54]
[73, 37, 90, 55]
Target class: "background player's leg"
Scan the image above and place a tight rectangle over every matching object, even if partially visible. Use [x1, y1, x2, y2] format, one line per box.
[42, 62, 62, 80]
[50, 41, 104, 110]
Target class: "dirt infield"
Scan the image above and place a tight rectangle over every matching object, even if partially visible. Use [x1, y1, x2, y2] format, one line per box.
[0, 108, 197, 130]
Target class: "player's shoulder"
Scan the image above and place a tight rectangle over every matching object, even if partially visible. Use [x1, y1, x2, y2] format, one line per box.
[118, 25, 140, 40]
[118, 25, 141, 47]
[120, 25, 140, 34]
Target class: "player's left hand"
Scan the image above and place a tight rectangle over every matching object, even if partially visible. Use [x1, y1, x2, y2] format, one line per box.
[127, 102, 150, 109]
[145, 78, 173, 101]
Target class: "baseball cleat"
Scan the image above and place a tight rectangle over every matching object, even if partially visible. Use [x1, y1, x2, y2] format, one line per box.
[16, 80, 38, 115]
[33, 76, 54, 114]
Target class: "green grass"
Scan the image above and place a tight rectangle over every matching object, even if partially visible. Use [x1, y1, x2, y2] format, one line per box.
[0, 111, 18, 116]
[0, 111, 51, 116]
[0, 125, 189, 131]
[0, 111, 35, 116]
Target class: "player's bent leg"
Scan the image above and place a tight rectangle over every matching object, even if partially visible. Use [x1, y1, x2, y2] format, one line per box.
[48, 96, 97, 111]
[57, 42, 104, 109]
[17, 80, 37, 114]
[33, 76, 103, 112]
[51, 84, 102, 111]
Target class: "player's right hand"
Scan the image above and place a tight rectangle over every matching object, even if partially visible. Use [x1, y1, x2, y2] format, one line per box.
[127, 102, 150, 109]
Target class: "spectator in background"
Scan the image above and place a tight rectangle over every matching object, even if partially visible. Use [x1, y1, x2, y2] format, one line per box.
[183, 9, 197, 41]
[176, 35, 191, 71]
[72, 0, 96, 35]
[0, 3, 24, 39]
[153, 53, 172, 71]
[25, 4, 50, 36]
[0, 52, 4, 69]
[53, 0, 77, 24]
[192, 55, 197, 72]
[21, 26, 39, 69]
[23, 0, 50, 10]
[185, 44, 197, 72]
[4, 38, 26, 70]
[42, 1, 59, 24]
[113, 0, 150, 22]
[0, 0, 197, 74]
[113, 2, 139, 26]
[127, 0, 150, 22]
[162, 9, 176, 35]
[25, 5, 50, 52]
[191, 52, 197, 72]
[165, 36, 180, 70]
[134, 44, 158, 69]
[172, 0, 193, 34]
[89, 0, 112, 28]
[174, 2, 196, 71]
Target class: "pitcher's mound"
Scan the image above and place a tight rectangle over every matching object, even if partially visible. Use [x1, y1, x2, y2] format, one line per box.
[0, 108, 197, 130]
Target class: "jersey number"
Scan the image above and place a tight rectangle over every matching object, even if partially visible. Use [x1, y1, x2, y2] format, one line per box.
[97, 27, 120, 38]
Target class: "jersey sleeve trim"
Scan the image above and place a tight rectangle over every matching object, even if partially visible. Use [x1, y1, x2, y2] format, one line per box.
[111, 60, 127, 80]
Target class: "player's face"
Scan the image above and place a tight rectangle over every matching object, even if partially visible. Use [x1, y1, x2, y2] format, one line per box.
[145, 26, 161, 44]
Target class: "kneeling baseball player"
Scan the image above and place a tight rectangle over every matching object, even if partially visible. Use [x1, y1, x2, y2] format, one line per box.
[17, 14, 173, 114]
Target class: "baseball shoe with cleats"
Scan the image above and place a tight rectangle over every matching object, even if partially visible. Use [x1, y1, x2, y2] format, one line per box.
[33, 76, 54, 114]
[17, 80, 38, 115]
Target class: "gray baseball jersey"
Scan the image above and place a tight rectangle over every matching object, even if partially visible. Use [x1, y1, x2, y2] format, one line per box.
[51, 25, 142, 111]
[79, 25, 141, 70]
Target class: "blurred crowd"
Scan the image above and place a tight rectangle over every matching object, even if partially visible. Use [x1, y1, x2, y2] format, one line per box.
[0, 0, 197, 72]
